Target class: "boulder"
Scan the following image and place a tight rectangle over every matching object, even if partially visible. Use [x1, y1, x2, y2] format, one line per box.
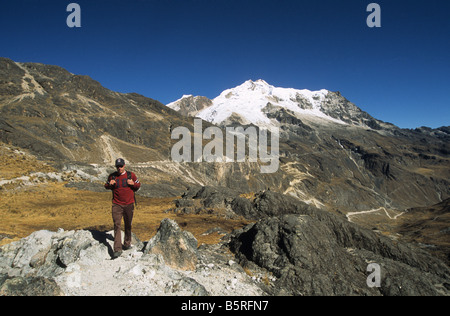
[144, 219, 199, 271]
[0, 229, 111, 279]
[0, 274, 64, 296]
[0, 230, 54, 277]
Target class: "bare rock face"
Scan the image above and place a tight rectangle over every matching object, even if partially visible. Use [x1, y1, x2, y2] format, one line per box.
[229, 204, 450, 296]
[0, 229, 109, 296]
[0, 275, 63, 296]
[144, 219, 199, 271]
[167, 95, 212, 117]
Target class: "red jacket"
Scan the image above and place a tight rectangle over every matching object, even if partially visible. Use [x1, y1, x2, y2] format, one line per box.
[105, 171, 141, 205]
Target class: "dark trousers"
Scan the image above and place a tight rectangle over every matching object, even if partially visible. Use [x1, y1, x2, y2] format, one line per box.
[112, 203, 134, 252]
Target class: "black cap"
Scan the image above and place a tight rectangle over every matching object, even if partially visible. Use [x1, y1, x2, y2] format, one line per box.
[115, 158, 125, 167]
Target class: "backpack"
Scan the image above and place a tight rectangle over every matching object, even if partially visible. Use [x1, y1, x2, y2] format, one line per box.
[127, 171, 138, 207]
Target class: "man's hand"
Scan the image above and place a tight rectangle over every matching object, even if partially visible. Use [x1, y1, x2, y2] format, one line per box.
[109, 179, 117, 186]
[127, 179, 135, 186]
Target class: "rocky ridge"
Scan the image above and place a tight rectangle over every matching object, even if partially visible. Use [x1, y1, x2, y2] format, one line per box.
[0, 219, 265, 296]
[1, 189, 449, 296]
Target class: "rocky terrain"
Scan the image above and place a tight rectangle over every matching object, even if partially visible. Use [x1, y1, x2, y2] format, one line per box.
[0, 218, 266, 296]
[1, 189, 449, 296]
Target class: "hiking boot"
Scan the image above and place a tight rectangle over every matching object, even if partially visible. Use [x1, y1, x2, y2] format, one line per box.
[112, 251, 123, 259]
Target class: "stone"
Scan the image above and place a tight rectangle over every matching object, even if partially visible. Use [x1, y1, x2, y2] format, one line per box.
[144, 219, 199, 271]
[0, 274, 64, 296]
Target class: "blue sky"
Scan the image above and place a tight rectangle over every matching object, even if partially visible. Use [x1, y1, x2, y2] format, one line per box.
[1, 0, 449, 128]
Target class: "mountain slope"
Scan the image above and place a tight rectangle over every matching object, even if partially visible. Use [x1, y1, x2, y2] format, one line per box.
[167, 79, 450, 217]
[0, 57, 187, 165]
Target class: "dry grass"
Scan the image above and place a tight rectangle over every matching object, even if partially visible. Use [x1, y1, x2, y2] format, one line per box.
[0, 182, 250, 247]
[0, 143, 55, 180]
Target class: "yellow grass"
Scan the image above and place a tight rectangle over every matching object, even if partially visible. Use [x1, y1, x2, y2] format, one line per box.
[0, 143, 55, 180]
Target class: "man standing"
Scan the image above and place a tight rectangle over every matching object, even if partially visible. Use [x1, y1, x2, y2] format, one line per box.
[105, 158, 141, 259]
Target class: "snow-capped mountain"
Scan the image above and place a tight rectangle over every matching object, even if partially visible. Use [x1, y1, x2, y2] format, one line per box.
[167, 79, 388, 130]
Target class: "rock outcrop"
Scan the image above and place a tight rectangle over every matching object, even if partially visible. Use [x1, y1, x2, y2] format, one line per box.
[0, 221, 265, 296]
[171, 186, 329, 220]
[0, 275, 63, 296]
[144, 218, 198, 271]
[228, 194, 450, 296]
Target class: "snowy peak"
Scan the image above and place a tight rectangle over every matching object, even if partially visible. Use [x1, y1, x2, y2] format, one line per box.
[235, 79, 273, 94]
[198, 80, 333, 126]
[168, 80, 386, 130]
[217, 79, 328, 108]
